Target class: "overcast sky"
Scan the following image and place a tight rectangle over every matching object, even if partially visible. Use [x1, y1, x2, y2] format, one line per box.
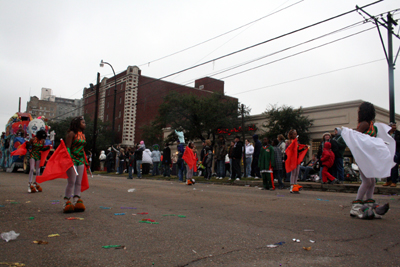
[1, 0, 399, 129]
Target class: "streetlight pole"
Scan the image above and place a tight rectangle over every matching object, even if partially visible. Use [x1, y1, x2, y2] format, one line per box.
[100, 59, 117, 144]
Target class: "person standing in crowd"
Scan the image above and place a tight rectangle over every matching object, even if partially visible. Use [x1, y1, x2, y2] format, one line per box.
[135, 143, 143, 178]
[272, 139, 284, 189]
[128, 149, 135, 179]
[106, 147, 113, 173]
[112, 144, 121, 174]
[177, 143, 185, 182]
[285, 129, 309, 193]
[200, 140, 207, 178]
[151, 144, 161, 176]
[383, 122, 400, 187]
[231, 136, 243, 181]
[259, 137, 275, 190]
[244, 139, 254, 178]
[341, 102, 392, 219]
[142, 147, 152, 175]
[252, 134, 262, 179]
[183, 142, 197, 185]
[277, 134, 287, 181]
[203, 139, 213, 180]
[99, 150, 106, 171]
[215, 135, 227, 179]
[320, 142, 339, 184]
[163, 143, 171, 177]
[299, 153, 318, 181]
[331, 127, 347, 183]
[228, 140, 235, 180]
[117, 148, 125, 174]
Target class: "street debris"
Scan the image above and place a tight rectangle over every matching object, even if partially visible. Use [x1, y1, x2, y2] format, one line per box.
[292, 239, 300, 243]
[267, 245, 278, 248]
[310, 240, 316, 243]
[29, 217, 34, 220]
[102, 245, 124, 249]
[316, 198, 329, 201]
[48, 234, 60, 237]
[114, 213, 126, 215]
[192, 250, 197, 253]
[0, 262, 25, 266]
[25, 201, 31, 203]
[1, 231, 20, 242]
[127, 188, 135, 192]
[99, 206, 111, 209]
[139, 219, 159, 224]
[303, 247, 312, 251]
[137, 212, 148, 215]
[274, 242, 285, 246]
[66, 217, 84, 220]
[33, 240, 48, 245]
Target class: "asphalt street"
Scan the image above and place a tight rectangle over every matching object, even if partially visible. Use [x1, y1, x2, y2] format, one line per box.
[0, 172, 399, 267]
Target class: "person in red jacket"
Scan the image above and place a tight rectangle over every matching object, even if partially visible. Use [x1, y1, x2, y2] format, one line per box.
[320, 142, 339, 184]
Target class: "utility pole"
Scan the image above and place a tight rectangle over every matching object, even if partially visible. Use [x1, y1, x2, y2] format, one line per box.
[356, 7, 400, 122]
[18, 97, 21, 113]
[241, 104, 246, 178]
[91, 73, 100, 171]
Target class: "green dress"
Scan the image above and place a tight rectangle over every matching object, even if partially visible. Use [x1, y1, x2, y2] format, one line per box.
[70, 132, 86, 166]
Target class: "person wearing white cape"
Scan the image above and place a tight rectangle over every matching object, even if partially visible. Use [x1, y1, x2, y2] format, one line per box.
[341, 102, 394, 219]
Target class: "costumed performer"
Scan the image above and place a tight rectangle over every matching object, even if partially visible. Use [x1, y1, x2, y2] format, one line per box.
[341, 102, 392, 219]
[64, 116, 89, 213]
[27, 130, 50, 193]
[285, 129, 309, 193]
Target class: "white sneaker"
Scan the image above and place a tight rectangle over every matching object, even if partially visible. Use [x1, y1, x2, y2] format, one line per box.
[228, 178, 232, 181]
[254, 177, 260, 180]
[290, 185, 293, 193]
[236, 178, 240, 181]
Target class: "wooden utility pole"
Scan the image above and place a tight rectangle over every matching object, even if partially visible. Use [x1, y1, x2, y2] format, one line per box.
[91, 73, 100, 171]
[241, 104, 246, 177]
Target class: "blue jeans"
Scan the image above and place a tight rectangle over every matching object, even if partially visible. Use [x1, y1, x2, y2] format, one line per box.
[299, 166, 313, 181]
[128, 166, 133, 179]
[334, 157, 344, 181]
[245, 157, 252, 177]
[152, 162, 159, 176]
[163, 163, 170, 177]
[217, 160, 225, 177]
[178, 166, 185, 181]
[118, 160, 125, 174]
[136, 160, 142, 178]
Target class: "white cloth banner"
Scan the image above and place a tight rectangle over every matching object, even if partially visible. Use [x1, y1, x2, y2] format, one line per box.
[341, 123, 395, 178]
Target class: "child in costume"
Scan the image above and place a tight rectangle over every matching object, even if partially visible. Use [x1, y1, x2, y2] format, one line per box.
[341, 102, 392, 219]
[320, 142, 339, 184]
[26, 130, 50, 193]
[64, 117, 89, 213]
[183, 142, 197, 185]
[285, 129, 309, 193]
[258, 137, 275, 190]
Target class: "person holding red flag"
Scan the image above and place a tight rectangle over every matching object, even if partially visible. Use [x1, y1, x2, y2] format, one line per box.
[37, 116, 89, 213]
[12, 130, 50, 193]
[285, 129, 309, 193]
[183, 142, 197, 185]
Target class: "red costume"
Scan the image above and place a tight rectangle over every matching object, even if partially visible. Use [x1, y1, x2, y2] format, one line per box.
[320, 142, 336, 183]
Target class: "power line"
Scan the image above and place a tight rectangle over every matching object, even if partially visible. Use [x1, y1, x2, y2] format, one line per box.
[49, 0, 384, 122]
[137, 0, 305, 67]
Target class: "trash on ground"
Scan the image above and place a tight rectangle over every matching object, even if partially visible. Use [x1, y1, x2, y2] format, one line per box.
[33, 240, 48, 245]
[128, 189, 135, 192]
[139, 221, 159, 224]
[121, 207, 136, 209]
[303, 247, 312, 251]
[99, 206, 111, 209]
[267, 245, 278, 248]
[114, 213, 125, 215]
[292, 239, 300, 242]
[102, 245, 124, 249]
[0, 262, 25, 266]
[25, 201, 31, 203]
[142, 219, 156, 222]
[48, 234, 60, 237]
[310, 240, 315, 243]
[137, 212, 148, 215]
[1, 231, 20, 242]
[115, 245, 126, 249]
[316, 198, 329, 201]
[178, 215, 186, 218]
[66, 217, 84, 220]
[29, 217, 34, 220]
[192, 250, 197, 253]
[274, 242, 285, 245]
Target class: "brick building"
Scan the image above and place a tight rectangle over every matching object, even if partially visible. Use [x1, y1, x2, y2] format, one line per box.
[82, 65, 237, 146]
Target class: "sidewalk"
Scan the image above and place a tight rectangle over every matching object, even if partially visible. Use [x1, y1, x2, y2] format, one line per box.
[93, 172, 399, 195]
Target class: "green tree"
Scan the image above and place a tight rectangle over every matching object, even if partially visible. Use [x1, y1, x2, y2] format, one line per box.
[262, 105, 313, 144]
[140, 120, 165, 149]
[154, 91, 247, 144]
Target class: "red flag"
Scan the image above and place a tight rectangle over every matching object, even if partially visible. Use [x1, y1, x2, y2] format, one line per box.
[37, 140, 89, 192]
[11, 142, 27, 156]
[40, 148, 51, 167]
[182, 146, 197, 172]
[285, 139, 309, 173]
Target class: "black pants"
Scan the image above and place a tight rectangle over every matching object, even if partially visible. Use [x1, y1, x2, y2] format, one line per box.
[231, 158, 241, 179]
[251, 157, 260, 177]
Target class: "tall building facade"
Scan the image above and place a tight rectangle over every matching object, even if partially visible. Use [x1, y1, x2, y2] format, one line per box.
[26, 88, 83, 120]
[83, 66, 237, 146]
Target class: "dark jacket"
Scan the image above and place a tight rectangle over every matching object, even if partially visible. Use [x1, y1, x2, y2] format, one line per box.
[252, 135, 262, 159]
[163, 146, 171, 165]
[135, 147, 143, 161]
[233, 141, 243, 159]
[214, 140, 227, 161]
[204, 146, 213, 167]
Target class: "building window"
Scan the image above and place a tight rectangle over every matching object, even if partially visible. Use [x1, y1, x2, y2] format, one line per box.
[119, 111, 121, 118]
[119, 97, 122, 104]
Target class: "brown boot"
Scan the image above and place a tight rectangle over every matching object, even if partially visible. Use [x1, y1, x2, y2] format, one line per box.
[63, 197, 74, 213]
[390, 183, 397, 187]
[73, 196, 85, 212]
[382, 181, 391, 186]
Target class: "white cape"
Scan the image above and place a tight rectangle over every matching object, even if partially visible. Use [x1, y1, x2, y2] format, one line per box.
[341, 123, 395, 178]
